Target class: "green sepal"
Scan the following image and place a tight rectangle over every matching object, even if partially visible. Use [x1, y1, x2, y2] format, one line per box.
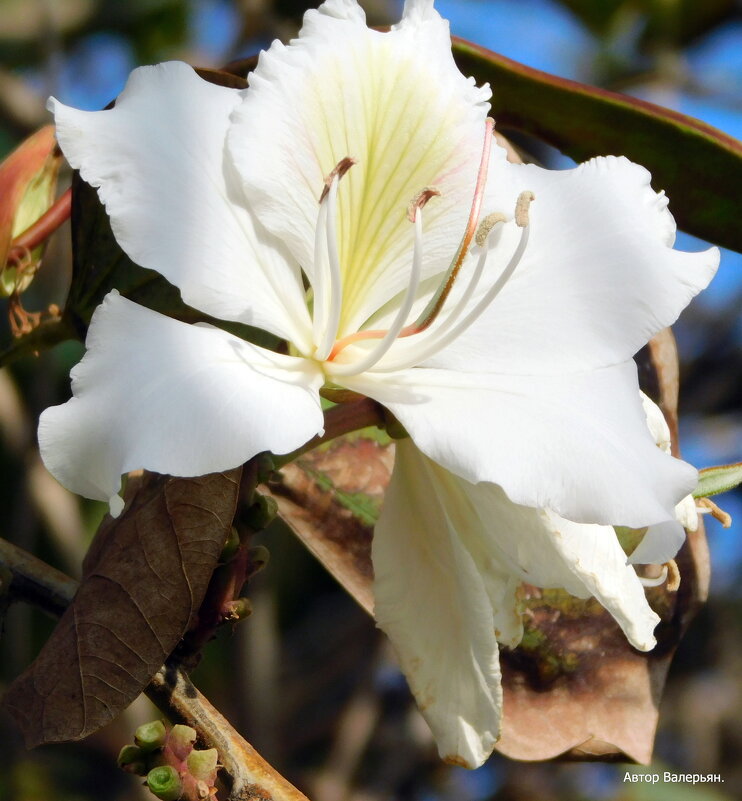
[694, 462, 742, 498]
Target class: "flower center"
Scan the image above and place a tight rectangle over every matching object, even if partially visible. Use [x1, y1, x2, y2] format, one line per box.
[309, 122, 534, 377]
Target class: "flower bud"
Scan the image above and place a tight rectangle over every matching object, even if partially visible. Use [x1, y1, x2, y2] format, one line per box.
[247, 544, 270, 577]
[186, 748, 218, 784]
[219, 526, 240, 563]
[117, 744, 147, 775]
[0, 126, 61, 297]
[244, 494, 277, 530]
[146, 765, 183, 801]
[168, 724, 197, 761]
[135, 720, 167, 752]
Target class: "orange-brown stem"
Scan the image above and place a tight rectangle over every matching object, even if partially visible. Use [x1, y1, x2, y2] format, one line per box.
[7, 187, 72, 258]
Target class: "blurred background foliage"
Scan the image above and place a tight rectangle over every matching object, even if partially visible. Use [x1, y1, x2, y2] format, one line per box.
[0, 0, 741, 799]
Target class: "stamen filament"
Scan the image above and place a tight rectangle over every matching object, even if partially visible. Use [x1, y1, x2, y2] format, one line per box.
[638, 565, 668, 588]
[400, 116, 495, 337]
[371, 217, 530, 372]
[315, 175, 344, 361]
[311, 200, 330, 350]
[328, 210, 424, 377]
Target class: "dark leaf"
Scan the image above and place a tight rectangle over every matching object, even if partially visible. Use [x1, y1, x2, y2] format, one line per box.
[4, 468, 241, 747]
[452, 38, 742, 253]
[266, 432, 394, 615]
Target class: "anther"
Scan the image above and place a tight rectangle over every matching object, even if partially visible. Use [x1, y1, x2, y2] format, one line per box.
[475, 212, 507, 247]
[319, 156, 357, 204]
[515, 190, 535, 227]
[407, 187, 441, 223]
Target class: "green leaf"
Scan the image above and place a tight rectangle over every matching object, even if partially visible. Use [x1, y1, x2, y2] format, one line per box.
[694, 462, 742, 498]
[452, 38, 742, 253]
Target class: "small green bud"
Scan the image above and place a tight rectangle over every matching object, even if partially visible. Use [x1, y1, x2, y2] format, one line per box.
[247, 544, 270, 577]
[244, 494, 278, 530]
[255, 452, 276, 483]
[225, 597, 252, 621]
[146, 765, 183, 801]
[220, 526, 240, 563]
[135, 720, 167, 752]
[169, 724, 197, 760]
[186, 748, 219, 783]
[117, 744, 147, 775]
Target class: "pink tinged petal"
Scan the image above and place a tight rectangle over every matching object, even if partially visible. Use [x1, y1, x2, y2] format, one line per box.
[49, 61, 312, 349]
[429, 151, 720, 375]
[342, 360, 697, 528]
[228, 0, 490, 335]
[373, 439, 502, 769]
[38, 292, 324, 514]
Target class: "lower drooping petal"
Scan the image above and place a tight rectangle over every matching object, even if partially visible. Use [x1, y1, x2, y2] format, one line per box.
[393, 440, 661, 650]
[344, 361, 697, 528]
[39, 292, 324, 514]
[373, 440, 503, 769]
[428, 151, 720, 376]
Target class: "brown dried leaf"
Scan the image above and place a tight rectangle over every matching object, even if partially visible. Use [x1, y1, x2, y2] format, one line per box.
[266, 434, 394, 615]
[4, 468, 241, 747]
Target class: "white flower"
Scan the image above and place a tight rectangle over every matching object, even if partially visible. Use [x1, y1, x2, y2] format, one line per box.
[39, 0, 717, 767]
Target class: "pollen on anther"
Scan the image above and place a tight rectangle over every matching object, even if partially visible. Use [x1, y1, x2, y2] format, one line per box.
[407, 187, 441, 222]
[319, 156, 357, 203]
[475, 212, 507, 247]
[515, 191, 535, 227]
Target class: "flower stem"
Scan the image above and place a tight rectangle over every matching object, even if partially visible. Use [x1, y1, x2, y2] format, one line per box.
[273, 397, 385, 470]
[7, 187, 72, 256]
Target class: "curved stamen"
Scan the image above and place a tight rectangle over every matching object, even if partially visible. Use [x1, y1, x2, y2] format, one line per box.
[311, 200, 330, 350]
[313, 157, 356, 361]
[315, 175, 344, 360]
[328, 208, 425, 376]
[400, 116, 495, 337]
[371, 192, 534, 373]
[638, 565, 668, 588]
[328, 187, 440, 360]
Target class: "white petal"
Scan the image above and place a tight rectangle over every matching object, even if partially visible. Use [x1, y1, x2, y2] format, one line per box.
[374, 439, 502, 769]
[395, 441, 660, 651]
[627, 520, 686, 565]
[229, 0, 490, 334]
[675, 494, 699, 533]
[343, 360, 697, 528]
[39, 292, 324, 513]
[640, 391, 672, 453]
[536, 511, 660, 650]
[428, 151, 719, 375]
[50, 61, 312, 349]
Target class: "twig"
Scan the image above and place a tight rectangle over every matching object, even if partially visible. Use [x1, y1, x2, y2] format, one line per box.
[0, 537, 76, 617]
[147, 667, 309, 801]
[8, 188, 73, 256]
[0, 538, 311, 801]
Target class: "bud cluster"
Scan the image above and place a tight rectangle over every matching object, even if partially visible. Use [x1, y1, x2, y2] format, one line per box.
[118, 720, 219, 800]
